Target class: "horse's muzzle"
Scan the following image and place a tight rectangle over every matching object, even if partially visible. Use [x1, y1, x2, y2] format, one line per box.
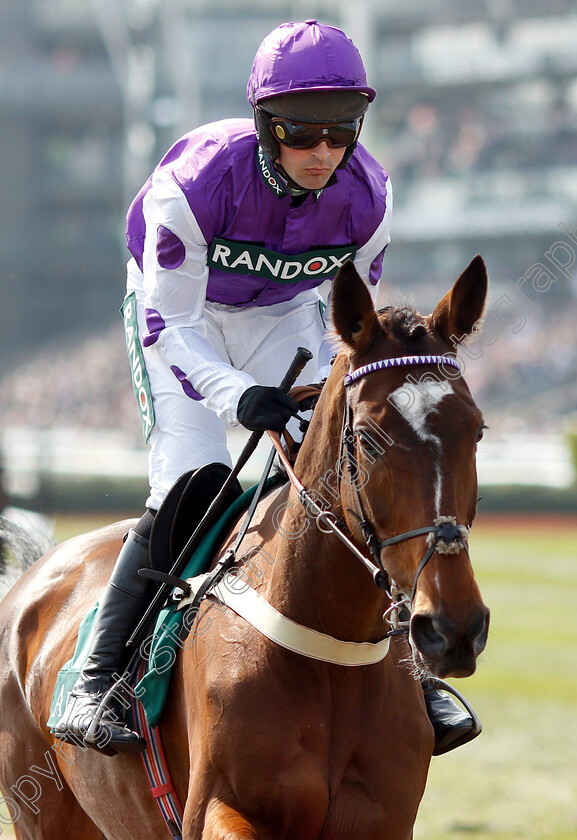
[409, 606, 490, 678]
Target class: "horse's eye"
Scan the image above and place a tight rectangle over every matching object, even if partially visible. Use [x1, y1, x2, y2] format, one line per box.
[356, 429, 382, 459]
[476, 423, 488, 443]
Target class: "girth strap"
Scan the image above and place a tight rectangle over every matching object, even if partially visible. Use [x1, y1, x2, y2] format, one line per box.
[132, 661, 184, 839]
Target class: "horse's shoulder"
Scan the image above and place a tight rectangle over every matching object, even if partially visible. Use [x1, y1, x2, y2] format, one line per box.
[216, 481, 288, 555]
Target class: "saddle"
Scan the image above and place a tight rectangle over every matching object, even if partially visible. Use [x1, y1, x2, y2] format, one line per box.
[149, 463, 244, 573]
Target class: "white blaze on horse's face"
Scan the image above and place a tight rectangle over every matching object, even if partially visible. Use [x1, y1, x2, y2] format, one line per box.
[389, 379, 454, 515]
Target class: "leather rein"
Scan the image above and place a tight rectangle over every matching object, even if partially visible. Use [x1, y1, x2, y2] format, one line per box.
[270, 353, 471, 627]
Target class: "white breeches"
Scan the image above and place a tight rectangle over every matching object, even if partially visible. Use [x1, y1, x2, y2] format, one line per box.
[137, 295, 327, 510]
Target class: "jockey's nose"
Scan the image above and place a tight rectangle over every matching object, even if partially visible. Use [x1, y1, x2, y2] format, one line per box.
[311, 140, 332, 159]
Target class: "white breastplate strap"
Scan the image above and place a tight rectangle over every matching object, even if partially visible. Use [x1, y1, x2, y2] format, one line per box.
[179, 572, 390, 667]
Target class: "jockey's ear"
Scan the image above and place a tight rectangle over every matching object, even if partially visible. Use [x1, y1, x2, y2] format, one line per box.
[332, 260, 381, 354]
[431, 255, 488, 346]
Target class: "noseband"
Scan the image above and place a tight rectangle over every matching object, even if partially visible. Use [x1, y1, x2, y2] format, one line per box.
[342, 354, 469, 605]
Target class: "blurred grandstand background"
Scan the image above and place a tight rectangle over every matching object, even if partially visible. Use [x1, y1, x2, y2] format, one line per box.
[0, 0, 576, 511]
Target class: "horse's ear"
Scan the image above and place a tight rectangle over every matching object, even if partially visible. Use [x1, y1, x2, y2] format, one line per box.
[332, 261, 381, 353]
[431, 255, 488, 345]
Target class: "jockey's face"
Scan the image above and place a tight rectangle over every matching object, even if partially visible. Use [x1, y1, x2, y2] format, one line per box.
[276, 140, 346, 190]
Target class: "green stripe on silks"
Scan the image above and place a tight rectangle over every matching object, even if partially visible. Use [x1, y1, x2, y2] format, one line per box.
[121, 292, 155, 443]
[48, 479, 276, 731]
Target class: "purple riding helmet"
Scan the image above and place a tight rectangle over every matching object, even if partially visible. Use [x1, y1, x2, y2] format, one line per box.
[247, 20, 376, 168]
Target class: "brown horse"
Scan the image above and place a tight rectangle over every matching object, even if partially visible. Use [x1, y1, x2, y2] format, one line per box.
[0, 257, 490, 840]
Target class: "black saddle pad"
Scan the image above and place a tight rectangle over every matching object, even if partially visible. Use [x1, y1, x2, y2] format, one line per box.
[150, 463, 243, 572]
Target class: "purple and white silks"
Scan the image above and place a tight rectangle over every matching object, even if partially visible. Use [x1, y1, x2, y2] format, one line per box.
[125, 118, 391, 417]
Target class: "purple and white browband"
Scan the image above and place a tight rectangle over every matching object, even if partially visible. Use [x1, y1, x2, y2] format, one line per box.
[344, 354, 461, 386]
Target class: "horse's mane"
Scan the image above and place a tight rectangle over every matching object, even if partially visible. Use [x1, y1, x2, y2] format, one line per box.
[376, 305, 429, 342]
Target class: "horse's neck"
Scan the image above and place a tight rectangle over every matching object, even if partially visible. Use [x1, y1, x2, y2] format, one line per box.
[295, 378, 344, 497]
[265, 374, 389, 644]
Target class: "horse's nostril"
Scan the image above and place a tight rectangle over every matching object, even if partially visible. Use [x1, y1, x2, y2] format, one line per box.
[468, 608, 490, 655]
[410, 608, 490, 678]
[411, 614, 450, 656]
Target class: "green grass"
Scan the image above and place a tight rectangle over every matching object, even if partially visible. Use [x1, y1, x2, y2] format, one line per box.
[52, 511, 137, 543]
[414, 520, 577, 840]
[1, 517, 576, 838]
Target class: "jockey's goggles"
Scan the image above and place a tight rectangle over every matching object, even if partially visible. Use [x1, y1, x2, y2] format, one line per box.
[269, 116, 362, 150]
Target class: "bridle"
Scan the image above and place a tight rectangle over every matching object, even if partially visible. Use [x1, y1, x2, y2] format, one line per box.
[343, 354, 470, 598]
[269, 353, 471, 630]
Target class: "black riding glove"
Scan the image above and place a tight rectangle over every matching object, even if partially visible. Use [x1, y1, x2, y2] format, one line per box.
[237, 385, 299, 432]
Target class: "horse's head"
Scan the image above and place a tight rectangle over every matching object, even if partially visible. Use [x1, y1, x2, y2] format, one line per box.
[330, 257, 490, 679]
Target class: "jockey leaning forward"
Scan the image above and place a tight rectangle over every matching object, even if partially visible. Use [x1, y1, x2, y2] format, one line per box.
[54, 20, 479, 756]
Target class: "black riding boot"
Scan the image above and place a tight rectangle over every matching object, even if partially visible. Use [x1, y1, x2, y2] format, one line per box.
[53, 529, 152, 755]
[423, 683, 481, 755]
